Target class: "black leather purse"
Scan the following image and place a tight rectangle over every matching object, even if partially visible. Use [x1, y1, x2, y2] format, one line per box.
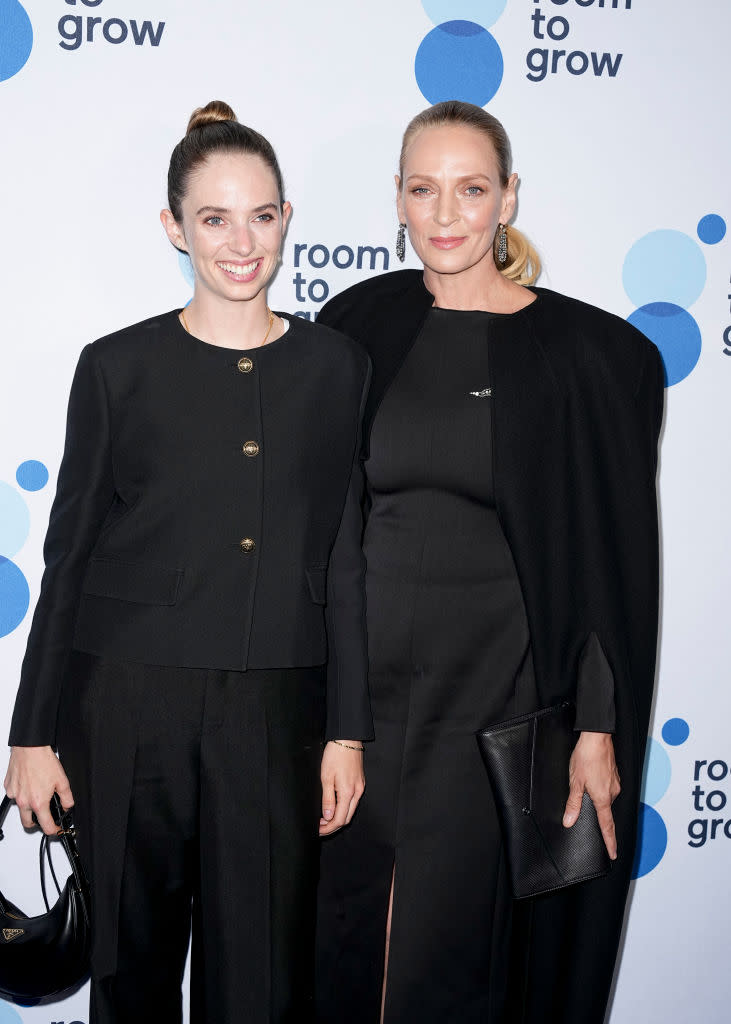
[475, 700, 610, 899]
[0, 794, 91, 1000]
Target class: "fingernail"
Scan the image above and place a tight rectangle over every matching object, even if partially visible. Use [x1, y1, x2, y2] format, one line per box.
[324, 809, 333, 820]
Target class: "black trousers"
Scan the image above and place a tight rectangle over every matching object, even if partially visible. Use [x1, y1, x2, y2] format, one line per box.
[57, 652, 325, 1024]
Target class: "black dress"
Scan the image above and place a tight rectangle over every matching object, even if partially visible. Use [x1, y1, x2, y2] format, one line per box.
[318, 308, 539, 1022]
[316, 272, 663, 1024]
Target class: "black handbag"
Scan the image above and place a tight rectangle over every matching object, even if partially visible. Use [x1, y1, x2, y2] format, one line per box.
[475, 700, 611, 899]
[0, 793, 91, 1000]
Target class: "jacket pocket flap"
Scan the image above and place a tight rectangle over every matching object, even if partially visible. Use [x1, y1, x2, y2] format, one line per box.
[305, 566, 328, 605]
[82, 558, 183, 606]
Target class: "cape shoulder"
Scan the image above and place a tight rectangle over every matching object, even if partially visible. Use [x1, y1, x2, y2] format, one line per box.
[319, 271, 661, 394]
[318, 269, 424, 335]
[530, 287, 663, 395]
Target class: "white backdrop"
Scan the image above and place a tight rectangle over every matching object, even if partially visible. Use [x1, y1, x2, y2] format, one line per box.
[0, 1, 729, 1021]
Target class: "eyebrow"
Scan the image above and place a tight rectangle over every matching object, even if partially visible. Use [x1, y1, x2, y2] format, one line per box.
[405, 172, 495, 184]
[195, 203, 279, 216]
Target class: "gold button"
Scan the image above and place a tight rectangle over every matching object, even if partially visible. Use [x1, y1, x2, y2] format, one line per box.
[242, 441, 260, 458]
[240, 537, 256, 553]
[237, 356, 253, 374]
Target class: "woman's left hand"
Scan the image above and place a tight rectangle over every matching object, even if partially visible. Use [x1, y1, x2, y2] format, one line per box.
[319, 740, 365, 836]
[563, 731, 621, 860]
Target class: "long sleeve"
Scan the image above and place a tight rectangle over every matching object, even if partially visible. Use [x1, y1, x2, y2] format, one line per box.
[9, 344, 115, 747]
[574, 631, 616, 732]
[572, 339, 664, 735]
[324, 361, 373, 742]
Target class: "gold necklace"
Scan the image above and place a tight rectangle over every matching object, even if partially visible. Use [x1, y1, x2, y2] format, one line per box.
[179, 307, 276, 347]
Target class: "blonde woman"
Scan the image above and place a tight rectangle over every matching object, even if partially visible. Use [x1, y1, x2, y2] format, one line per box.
[316, 101, 663, 1023]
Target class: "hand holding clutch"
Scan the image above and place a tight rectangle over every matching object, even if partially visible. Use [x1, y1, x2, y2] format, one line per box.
[563, 731, 621, 860]
[475, 701, 611, 899]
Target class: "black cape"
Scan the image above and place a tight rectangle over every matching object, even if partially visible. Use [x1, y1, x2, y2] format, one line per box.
[317, 270, 664, 1023]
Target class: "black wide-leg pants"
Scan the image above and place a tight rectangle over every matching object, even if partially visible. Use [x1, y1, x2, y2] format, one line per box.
[57, 652, 325, 1024]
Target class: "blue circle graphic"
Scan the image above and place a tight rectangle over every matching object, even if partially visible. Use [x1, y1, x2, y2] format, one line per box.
[627, 303, 701, 387]
[422, 0, 507, 30]
[697, 214, 726, 245]
[0, 481, 30, 558]
[16, 459, 49, 492]
[640, 737, 671, 806]
[631, 802, 668, 880]
[0, 1002, 23, 1022]
[662, 717, 690, 746]
[0, 0, 33, 82]
[0, 557, 30, 638]
[623, 230, 706, 309]
[415, 22, 503, 107]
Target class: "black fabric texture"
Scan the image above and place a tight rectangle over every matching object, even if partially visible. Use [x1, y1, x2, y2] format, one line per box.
[10, 311, 373, 746]
[315, 272, 663, 1024]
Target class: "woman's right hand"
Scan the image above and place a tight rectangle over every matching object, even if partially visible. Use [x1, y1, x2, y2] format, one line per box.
[4, 746, 74, 836]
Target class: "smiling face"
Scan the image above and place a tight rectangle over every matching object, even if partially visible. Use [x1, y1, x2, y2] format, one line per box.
[161, 150, 291, 306]
[396, 123, 516, 278]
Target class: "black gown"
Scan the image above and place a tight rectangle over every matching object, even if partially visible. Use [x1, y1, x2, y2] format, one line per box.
[318, 308, 541, 1022]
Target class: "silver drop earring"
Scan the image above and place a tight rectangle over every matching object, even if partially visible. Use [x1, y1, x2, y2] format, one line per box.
[497, 223, 508, 265]
[396, 223, 406, 263]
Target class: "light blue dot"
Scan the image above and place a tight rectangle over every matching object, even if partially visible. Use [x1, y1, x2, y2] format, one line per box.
[0, 0, 33, 82]
[0, 481, 30, 558]
[631, 803, 668, 880]
[627, 303, 701, 387]
[662, 717, 690, 746]
[415, 22, 503, 107]
[0, 1001, 23, 1022]
[640, 737, 671, 806]
[422, 0, 507, 30]
[697, 214, 726, 245]
[16, 459, 49, 491]
[0, 557, 30, 638]
[178, 250, 195, 289]
[623, 230, 706, 309]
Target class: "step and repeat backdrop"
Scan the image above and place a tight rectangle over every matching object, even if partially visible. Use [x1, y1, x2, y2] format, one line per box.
[0, 1, 728, 1021]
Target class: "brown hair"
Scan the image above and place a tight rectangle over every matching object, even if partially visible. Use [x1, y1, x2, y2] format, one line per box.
[399, 101, 541, 285]
[167, 100, 285, 221]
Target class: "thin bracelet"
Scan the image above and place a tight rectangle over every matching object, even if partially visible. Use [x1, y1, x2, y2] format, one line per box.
[332, 740, 365, 751]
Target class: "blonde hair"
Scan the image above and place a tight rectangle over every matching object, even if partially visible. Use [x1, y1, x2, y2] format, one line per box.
[399, 101, 541, 285]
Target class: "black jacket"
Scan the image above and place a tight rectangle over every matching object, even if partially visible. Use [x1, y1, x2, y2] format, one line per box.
[10, 311, 373, 747]
[317, 270, 664, 1022]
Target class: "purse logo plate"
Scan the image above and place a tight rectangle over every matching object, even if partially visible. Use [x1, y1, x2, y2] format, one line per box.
[2, 928, 25, 942]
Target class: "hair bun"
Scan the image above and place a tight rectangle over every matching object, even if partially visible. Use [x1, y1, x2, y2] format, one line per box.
[186, 100, 237, 134]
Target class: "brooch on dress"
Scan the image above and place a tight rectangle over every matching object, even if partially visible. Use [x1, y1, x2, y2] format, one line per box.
[468, 388, 492, 398]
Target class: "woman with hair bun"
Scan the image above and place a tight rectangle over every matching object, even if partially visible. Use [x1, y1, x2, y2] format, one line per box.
[316, 100, 663, 1023]
[5, 100, 372, 1022]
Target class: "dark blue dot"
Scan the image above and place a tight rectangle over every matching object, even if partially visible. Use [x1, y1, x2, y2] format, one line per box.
[415, 21, 503, 107]
[16, 459, 49, 491]
[0, 557, 30, 638]
[662, 717, 690, 746]
[628, 302, 702, 387]
[0, 0, 33, 82]
[697, 214, 726, 245]
[631, 802, 668, 880]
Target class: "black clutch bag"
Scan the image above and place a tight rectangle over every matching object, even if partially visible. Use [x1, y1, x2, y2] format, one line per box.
[0, 794, 91, 1000]
[475, 700, 610, 899]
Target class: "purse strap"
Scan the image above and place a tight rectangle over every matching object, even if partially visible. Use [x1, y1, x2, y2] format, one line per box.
[0, 794, 90, 925]
[0, 795, 13, 837]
